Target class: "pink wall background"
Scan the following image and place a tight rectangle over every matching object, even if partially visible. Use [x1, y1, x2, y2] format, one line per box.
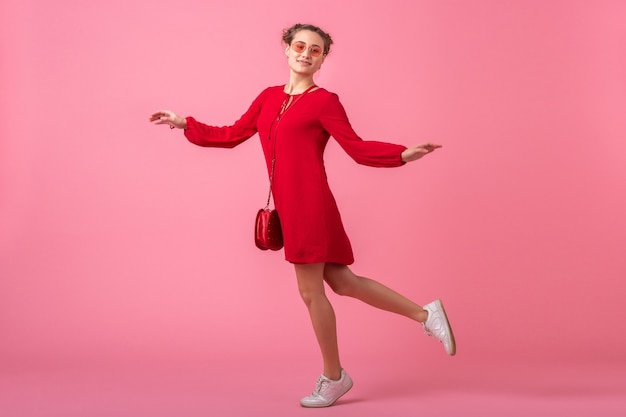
[1, 0, 625, 411]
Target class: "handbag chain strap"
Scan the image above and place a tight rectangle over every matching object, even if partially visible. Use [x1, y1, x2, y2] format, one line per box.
[264, 84, 317, 209]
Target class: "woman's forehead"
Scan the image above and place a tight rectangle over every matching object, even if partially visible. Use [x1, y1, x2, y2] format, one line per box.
[293, 30, 324, 45]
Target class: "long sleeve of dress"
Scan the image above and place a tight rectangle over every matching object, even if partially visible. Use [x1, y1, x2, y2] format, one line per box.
[319, 93, 407, 167]
[184, 89, 268, 148]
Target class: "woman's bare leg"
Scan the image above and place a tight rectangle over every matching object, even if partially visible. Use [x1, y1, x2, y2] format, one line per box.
[294, 263, 342, 380]
[323, 263, 428, 323]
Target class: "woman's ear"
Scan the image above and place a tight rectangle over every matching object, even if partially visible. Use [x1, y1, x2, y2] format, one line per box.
[285, 46, 290, 57]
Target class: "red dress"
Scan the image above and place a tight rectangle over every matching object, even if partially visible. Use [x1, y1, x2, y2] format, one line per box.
[184, 86, 407, 265]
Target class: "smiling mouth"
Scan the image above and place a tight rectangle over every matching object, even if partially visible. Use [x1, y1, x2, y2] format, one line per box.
[297, 60, 312, 65]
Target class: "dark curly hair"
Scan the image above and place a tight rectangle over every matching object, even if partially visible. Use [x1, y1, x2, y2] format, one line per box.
[282, 23, 333, 56]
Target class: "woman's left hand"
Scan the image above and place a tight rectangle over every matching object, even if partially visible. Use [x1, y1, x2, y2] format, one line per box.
[401, 143, 442, 163]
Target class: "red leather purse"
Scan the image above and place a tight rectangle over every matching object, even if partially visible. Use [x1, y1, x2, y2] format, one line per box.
[255, 152, 284, 251]
[254, 207, 283, 251]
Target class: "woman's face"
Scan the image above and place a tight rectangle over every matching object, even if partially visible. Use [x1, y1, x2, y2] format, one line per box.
[285, 30, 326, 76]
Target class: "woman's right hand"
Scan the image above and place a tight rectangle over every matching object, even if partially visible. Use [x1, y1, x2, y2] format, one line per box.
[401, 143, 442, 163]
[149, 110, 187, 129]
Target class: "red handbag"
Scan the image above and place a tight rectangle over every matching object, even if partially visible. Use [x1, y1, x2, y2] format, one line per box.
[254, 207, 283, 251]
[255, 152, 284, 251]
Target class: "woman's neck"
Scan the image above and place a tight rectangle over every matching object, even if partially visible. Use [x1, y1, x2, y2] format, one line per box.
[284, 75, 316, 95]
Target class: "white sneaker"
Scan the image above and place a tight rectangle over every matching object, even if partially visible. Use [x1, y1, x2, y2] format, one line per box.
[422, 299, 456, 356]
[300, 369, 353, 408]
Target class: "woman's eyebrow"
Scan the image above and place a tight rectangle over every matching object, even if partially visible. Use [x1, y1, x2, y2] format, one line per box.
[294, 40, 322, 47]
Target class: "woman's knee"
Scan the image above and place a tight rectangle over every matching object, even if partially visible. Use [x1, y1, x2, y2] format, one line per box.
[297, 284, 326, 306]
[295, 263, 326, 306]
[324, 264, 358, 297]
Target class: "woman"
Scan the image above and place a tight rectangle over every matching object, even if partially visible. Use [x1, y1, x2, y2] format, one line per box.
[149, 23, 455, 408]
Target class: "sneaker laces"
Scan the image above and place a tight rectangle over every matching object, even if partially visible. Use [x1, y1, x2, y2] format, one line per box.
[312, 376, 329, 396]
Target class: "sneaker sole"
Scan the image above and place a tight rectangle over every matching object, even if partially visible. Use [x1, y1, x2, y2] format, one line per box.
[436, 299, 456, 356]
